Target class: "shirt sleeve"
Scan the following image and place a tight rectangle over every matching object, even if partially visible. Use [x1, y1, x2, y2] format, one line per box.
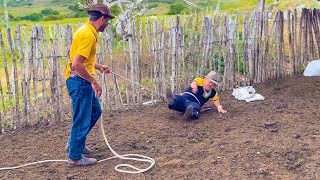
[211, 92, 219, 101]
[193, 78, 204, 86]
[76, 35, 96, 59]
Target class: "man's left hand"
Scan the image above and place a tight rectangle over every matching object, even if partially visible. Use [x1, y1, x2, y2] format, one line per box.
[218, 107, 227, 113]
[99, 65, 110, 74]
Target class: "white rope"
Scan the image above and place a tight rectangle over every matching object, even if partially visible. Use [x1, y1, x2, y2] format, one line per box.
[0, 113, 155, 173]
[0, 72, 156, 173]
[101, 72, 156, 173]
[110, 71, 166, 98]
[98, 113, 155, 174]
[0, 160, 68, 170]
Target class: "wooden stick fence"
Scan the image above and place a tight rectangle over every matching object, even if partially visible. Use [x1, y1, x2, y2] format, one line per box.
[0, 8, 319, 134]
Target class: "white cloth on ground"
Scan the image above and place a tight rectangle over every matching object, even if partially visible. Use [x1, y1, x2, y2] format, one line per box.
[303, 60, 320, 77]
[232, 86, 265, 102]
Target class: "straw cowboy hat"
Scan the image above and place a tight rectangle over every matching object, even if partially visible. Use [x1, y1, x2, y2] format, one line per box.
[205, 71, 222, 86]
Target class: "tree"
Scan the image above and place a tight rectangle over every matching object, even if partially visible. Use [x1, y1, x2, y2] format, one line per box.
[110, 5, 121, 16]
[78, 0, 149, 35]
[168, 2, 188, 15]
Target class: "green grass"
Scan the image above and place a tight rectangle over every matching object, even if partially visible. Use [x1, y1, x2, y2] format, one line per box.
[0, 0, 76, 18]
[5, 17, 88, 30]
[145, 3, 170, 16]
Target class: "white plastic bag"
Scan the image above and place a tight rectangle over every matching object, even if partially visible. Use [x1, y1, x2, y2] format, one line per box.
[232, 86, 264, 102]
[303, 60, 320, 76]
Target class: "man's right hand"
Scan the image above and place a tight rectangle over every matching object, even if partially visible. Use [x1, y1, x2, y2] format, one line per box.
[91, 81, 102, 98]
[192, 87, 198, 93]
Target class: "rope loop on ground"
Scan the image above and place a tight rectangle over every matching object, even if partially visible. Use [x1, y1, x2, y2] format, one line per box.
[0, 114, 155, 173]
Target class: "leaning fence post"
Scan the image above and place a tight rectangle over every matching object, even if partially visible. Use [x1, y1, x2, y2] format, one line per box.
[0, 80, 4, 134]
[0, 29, 14, 129]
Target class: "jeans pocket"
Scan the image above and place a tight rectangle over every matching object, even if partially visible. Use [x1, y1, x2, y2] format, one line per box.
[66, 80, 80, 104]
[69, 87, 80, 104]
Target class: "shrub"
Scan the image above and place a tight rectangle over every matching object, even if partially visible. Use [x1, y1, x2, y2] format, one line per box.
[41, 8, 59, 15]
[21, 13, 43, 21]
[168, 2, 188, 15]
[73, 12, 87, 18]
[68, 5, 77, 11]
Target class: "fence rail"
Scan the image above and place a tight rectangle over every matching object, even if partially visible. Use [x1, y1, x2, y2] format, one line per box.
[0, 8, 319, 134]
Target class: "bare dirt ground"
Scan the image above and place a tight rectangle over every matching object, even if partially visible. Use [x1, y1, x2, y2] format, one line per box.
[0, 75, 320, 180]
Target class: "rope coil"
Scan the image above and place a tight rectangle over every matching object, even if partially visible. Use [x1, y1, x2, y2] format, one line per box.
[0, 113, 155, 173]
[0, 72, 156, 174]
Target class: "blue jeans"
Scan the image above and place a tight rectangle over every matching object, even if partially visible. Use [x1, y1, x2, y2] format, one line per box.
[168, 94, 200, 119]
[66, 75, 102, 160]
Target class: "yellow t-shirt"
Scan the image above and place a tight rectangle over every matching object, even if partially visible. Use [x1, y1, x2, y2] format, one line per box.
[65, 22, 98, 80]
[194, 78, 219, 101]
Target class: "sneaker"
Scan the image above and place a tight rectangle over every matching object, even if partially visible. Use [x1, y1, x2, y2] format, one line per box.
[166, 87, 174, 105]
[65, 144, 93, 155]
[68, 156, 97, 166]
[183, 106, 193, 120]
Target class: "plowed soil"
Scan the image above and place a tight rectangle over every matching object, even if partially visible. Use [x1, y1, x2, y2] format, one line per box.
[0, 75, 320, 180]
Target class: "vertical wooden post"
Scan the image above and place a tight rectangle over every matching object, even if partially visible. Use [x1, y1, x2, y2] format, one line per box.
[159, 19, 166, 101]
[6, 26, 19, 128]
[302, 9, 308, 71]
[293, 9, 298, 74]
[122, 34, 130, 108]
[280, 11, 285, 77]
[248, 12, 256, 84]
[312, 9, 320, 60]
[137, 21, 143, 106]
[194, 14, 199, 77]
[242, 12, 249, 85]
[128, 19, 136, 106]
[258, 0, 266, 12]
[188, 15, 195, 82]
[55, 24, 64, 122]
[199, 16, 206, 76]
[30, 26, 40, 124]
[288, 10, 295, 75]
[307, 10, 314, 61]
[146, 19, 154, 104]
[315, 9, 320, 59]
[35, 25, 48, 123]
[262, 11, 269, 81]
[170, 17, 177, 92]
[0, 80, 4, 133]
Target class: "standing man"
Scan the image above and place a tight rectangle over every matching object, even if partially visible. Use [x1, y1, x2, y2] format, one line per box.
[166, 71, 227, 120]
[65, 3, 115, 166]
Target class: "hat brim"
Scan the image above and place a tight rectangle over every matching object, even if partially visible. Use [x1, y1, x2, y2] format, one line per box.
[204, 76, 222, 86]
[103, 14, 115, 19]
[88, 10, 115, 19]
